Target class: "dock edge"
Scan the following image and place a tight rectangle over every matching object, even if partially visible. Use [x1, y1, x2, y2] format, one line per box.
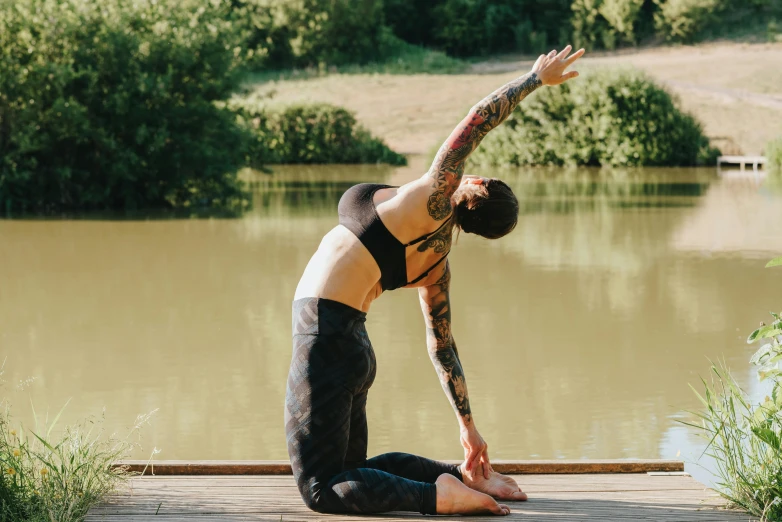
[114, 459, 685, 476]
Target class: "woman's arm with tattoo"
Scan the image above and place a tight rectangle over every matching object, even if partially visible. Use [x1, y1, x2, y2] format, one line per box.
[425, 45, 585, 222]
[419, 263, 492, 476]
[418, 263, 472, 426]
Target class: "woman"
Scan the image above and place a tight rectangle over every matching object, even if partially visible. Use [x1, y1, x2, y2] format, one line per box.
[285, 46, 585, 516]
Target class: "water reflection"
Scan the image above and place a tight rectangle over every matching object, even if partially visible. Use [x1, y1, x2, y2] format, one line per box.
[1, 163, 780, 482]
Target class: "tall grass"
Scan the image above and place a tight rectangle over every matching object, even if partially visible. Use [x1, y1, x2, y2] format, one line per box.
[0, 365, 152, 521]
[686, 260, 782, 521]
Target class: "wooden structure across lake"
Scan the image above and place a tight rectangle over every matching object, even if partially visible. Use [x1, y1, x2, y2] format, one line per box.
[87, 460, 755, 521]
[717, 155, 767, 173]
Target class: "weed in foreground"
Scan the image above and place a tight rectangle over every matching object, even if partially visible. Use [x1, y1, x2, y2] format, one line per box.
[685, 260, 782, 521]
[0, 364, 155, 521]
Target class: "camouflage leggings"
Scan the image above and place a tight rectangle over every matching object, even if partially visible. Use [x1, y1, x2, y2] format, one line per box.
[285, 297, 461, 514]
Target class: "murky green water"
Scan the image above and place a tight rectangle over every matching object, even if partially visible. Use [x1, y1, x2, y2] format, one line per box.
[2, 158, 781, 486]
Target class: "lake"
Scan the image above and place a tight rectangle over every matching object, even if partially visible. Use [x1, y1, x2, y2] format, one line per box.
[2, 157, 781, 487]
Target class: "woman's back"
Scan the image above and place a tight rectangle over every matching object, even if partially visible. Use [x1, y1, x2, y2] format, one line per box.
[294, 176, 453, 312]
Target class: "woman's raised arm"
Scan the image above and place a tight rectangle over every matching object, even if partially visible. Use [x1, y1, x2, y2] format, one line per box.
[424, 45, 585, 221]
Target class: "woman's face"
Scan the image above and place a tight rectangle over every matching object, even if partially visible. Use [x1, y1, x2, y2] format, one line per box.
[460, 175, 487, 186]
[456, 175, 489, 201]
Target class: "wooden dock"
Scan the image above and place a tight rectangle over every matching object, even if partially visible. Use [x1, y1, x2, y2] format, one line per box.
[85, 460, 756, 521]
[717, 155, 767, 174]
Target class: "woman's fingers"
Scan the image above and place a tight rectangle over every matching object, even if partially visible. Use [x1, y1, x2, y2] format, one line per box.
[556, 45, 572, 61]
[565, 48, 586, 66]
[562, 70, 579, 82]
[469, 448, 483, 473]
[482, 450, 491, 479]
[465, 447, 478, 471]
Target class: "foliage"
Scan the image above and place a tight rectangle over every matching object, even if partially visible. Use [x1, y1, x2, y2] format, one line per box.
[470, 68, 719, 168]
[767, 137, 782, 178]
[380, 0, 780, 54]
[653, 0, 782, 42]
[572, 0, 653, 50]
[0, 367, 146, 521]
[246, 36, 466, 81]
[383, 0, 571, 56]
[653, 0, 723, 42]
[231, 0, 392, 69]
[685, 260, 782, 521]
[228, 95, 407, 166]
[328, 37, 466, 75]
[0, 0, 251, 213]
[687, 363, 782, 522]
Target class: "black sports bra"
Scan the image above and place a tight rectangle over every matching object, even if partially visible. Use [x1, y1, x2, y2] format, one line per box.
[337, 183, 451, 291]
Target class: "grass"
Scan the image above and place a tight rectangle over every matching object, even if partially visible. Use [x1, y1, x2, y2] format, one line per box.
[685, 307, 782, 521]
[245, 41, 467, 85]
[0, 364, 154, 521]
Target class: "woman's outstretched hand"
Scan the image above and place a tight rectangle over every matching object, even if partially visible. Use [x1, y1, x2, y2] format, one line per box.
[532, 45, 585, 86]
[461, 424, 493, 479]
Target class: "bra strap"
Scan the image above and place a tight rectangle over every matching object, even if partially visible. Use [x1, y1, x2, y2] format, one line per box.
[407, 251, 450, 286]
[403, 215, 453, 247]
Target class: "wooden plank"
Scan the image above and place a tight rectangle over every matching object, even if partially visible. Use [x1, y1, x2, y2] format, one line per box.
[87, 491, 751, 521]
[115, 459, 684, 476]
[87, 473, 756, 522]
[92, 488, 723, 510]
[121, 474, 707, 493]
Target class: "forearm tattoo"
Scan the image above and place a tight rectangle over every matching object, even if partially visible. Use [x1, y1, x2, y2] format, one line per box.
[419, 264, 472, 424]
[426, 72, 542, 221]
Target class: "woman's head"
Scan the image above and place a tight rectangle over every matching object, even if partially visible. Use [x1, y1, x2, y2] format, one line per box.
[452, 176, 519, 239]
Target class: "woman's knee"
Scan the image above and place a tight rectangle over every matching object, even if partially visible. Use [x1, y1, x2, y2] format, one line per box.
[299, 482, 343, 513]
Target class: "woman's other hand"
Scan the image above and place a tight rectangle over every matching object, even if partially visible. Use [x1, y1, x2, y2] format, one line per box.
[461, 425, 492, 479]
[532, 45, 585, 86]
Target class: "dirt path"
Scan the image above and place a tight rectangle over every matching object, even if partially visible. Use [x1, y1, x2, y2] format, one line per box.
[254, 42, 782, 157]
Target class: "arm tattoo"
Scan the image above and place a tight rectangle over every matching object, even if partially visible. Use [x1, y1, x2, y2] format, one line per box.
[419, 263, 472, 424]
[426, 72, 542, 221]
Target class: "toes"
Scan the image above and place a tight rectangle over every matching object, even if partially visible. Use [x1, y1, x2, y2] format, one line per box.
[489, 502, 508, 516]
[512, 491, 528, 501]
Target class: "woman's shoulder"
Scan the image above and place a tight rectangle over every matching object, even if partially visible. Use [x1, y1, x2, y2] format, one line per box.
[377, 177, 453, 242]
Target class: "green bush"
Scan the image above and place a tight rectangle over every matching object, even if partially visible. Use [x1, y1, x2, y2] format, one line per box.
[0, 0, 251, 213]
[653, 0, 723, 42]
[380, 0, 779, 55]
[470, 68, 719, 168]
[653, 0, 782, 42]
[572, 0, 652, 49]
[767, 137, 782, 178]
[232, 0, 391, 69]
[383, 0, 572, 56]
[228, 95, 407, 165]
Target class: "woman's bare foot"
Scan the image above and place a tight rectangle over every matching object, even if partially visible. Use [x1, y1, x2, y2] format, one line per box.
[435, 474, 510, 515]
[461, 463, 528, 501]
